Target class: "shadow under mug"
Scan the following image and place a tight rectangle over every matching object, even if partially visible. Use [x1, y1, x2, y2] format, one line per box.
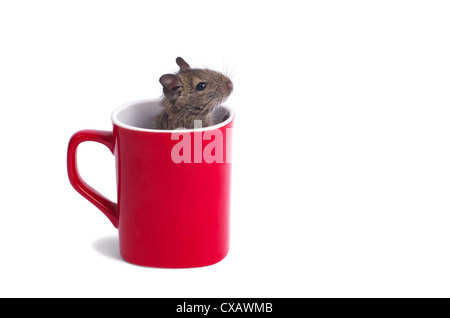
[67, 99, 234, 268]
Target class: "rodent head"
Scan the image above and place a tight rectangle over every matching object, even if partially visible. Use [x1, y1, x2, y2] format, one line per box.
[159, 57, 233, 112]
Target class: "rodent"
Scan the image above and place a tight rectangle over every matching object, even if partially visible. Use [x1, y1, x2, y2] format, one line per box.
[153, 57, 233, 130]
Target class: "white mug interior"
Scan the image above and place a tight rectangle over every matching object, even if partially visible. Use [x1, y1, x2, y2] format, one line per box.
[111, 98, 234, 132]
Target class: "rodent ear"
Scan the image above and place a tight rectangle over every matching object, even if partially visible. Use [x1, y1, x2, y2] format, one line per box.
[176, 57, 191, 71]
[159, 74, 183, 100]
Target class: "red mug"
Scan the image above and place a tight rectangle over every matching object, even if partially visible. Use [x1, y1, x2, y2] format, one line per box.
[67, 99, 234, 268]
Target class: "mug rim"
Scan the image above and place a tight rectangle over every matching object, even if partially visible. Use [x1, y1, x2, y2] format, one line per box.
[111, 98, 235, 133]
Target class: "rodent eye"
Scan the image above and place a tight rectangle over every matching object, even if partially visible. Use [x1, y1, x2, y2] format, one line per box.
[196, 82, 207, 91]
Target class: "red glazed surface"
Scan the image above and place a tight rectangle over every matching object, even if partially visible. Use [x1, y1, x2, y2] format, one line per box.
[67, 99, 234, 268]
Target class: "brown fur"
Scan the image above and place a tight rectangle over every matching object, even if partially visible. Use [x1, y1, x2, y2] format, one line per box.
[154, 57, 233, 130]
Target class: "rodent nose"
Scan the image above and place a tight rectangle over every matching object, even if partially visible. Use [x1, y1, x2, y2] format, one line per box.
[226, 81, 233, 92]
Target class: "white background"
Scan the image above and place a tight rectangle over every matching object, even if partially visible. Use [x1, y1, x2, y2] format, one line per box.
[1, 0, 450, 297]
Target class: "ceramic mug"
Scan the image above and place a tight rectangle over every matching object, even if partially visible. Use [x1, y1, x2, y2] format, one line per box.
[67, 99, 234, 268]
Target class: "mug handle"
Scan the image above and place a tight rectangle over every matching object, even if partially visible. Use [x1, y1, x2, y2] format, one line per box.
[67, 130, 118, 228]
